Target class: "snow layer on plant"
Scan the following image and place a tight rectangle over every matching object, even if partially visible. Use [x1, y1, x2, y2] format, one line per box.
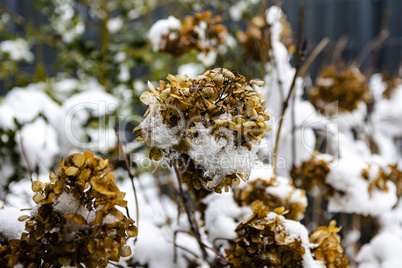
[203, 189, 250, 248]
[113, 172, 202, 268]
[248, 164, 308, 208]
[356, 232, 402, 268]
[53, 192, 96, 222]
[368, 74, 402, 164]
[138, 100, 181, 150]
[148, 16, 181, 52]
[0, 206, 25, 240]
[0, 38, 34, 62]
[326, 155, 397, 216]
[266, 212, 325, 268]
[0, 84, 62, 129]
[188, 122, 260, 188]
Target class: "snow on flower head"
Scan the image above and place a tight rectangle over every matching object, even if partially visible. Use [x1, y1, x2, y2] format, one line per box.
[149, 15, 181, 52]
[135, 68, 271, 193]
[12, 151, 137, 267]
[148, 11, 227, 56]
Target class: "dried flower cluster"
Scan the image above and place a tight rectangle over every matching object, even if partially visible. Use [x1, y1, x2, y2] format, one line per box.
[155, 11, 227, 56]
[309, 220, 349, 268]
[224, 201, 305, 267]
[238, 13, 293, 63]
[290, 157, 337, 196]
[135, 68, 271, 192]
[362, 164, 402, 195]
[309, 65, 370, 113]
[381, 72, 401, 99]
[234, 178, 306, 221]
[1, 152, 137, 268]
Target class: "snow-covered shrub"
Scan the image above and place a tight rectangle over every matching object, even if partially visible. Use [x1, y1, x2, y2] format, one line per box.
[0, 152, 137, 267]
[223, 200, 325, 268]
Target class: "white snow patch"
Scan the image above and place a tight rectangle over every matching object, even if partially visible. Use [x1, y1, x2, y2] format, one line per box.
[148, 16, 181, 52]
[0, 206, 25, 240]
[0, 38, 34, 62]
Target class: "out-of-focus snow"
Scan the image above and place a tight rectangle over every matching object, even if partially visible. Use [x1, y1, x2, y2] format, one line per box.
[0, 206, 25, 240]
[148, 16, 181, 52]
[0, 84, 62, 130]
[0, 38, 34, 62]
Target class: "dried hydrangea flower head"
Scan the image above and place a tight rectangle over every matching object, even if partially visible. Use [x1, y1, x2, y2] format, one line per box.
[14, 152, 137, 268]
[291, 156, 339, 197]
[135, 68, 271, 193]
[362, 163, 402, 195]
[309, 64, 370, 113]
[309, 220, 349, 268]
[224, 200, 305, 267]
[150, 11, 227, 56]
[237, 11, 293, 63]
[381, 72, 401, 99]
[234, 177, 307, 221]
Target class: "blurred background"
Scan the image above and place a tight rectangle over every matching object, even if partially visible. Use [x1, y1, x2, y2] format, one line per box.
[2, 0, 402, 96]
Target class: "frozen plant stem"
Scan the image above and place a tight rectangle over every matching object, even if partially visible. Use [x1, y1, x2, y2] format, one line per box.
[273, 5, 305, 175]
[173, 164, 209, 260]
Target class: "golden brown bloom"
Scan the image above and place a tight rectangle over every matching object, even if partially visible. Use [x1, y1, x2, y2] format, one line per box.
[7, 152, 137, 268]
[135, 68, 271, 193]
[362, 164, 402, 195]
[237, 12, 294, 63]
[309, 220, 349, 268]
[290, 156, 339, 197]
[309, 65, 370, 113]
[152, 11, 227, 56]
[381, 72, 401, 99]
[224, 201, 305, 267]
[234, 178, 307, 221]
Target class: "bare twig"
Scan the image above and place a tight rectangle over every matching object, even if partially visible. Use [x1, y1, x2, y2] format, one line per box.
[354, 9, 390, 72]
[18, 128, 34, 182]
[173, 165, 209, 260]
[115, 129, 139, 241]
[174, 230, 228, 263]
[332, 36, 349, 65]
[272, 5, 305, 175]
[299, 37, 330, 78]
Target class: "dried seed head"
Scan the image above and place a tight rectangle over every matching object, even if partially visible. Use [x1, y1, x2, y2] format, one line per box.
[136, 68, 271, 193]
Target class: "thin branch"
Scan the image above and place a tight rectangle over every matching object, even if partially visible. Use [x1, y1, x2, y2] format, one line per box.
[272, 5, 305, 175]
[18, 128, 34, 182]
[332, 36, 348, 65]
[174, 230, 228, 262]
[299, 37, 330, 78]
[115, 129, 139, 242]
[173, 165, 209, 260]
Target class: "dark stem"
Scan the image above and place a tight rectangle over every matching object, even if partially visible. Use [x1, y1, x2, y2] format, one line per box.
[272, 5, 305, 175]
[115, 130, 139, 242]
[174, 230, 228, 263]
[173, 165, 209, 260]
